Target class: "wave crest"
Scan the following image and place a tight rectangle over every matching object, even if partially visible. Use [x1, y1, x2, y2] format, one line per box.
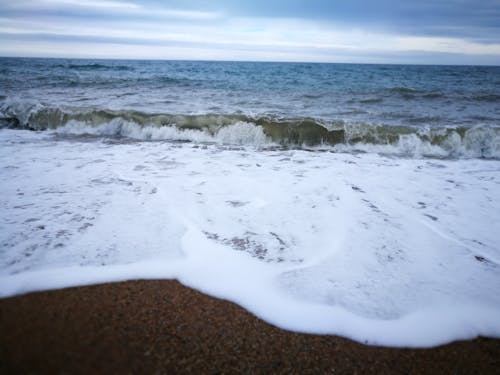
[1, 100, 499, 158]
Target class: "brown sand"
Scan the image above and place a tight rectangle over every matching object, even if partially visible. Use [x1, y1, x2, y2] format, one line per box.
[1, 280, 499, 374]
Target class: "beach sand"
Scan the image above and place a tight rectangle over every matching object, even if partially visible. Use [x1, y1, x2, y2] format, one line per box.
[1, 280, 499, 374]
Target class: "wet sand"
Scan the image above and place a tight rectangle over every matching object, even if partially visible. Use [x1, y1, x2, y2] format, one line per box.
[1, 280, 499, 374]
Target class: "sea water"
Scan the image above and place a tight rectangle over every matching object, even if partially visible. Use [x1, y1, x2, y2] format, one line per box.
[1, 58, 500, 347]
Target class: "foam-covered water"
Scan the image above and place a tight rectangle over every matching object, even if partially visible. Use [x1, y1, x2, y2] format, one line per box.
[1, 58, 500, 347]
[1, 129, 500, 346]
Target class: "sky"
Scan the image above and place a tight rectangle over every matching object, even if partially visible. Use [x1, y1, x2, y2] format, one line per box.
[0, 0, 499, 65]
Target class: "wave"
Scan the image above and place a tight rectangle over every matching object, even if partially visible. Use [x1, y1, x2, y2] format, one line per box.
[359, 98, 384, 104]
[470, 94, 500, 102]
[386, 90, 500, 103]
[421, 92, 444, 99]
[386, 87, 420, 94]
[383, 88, 450, 101]
[1, 100, 499, 158]
[54, 63, 135, 71]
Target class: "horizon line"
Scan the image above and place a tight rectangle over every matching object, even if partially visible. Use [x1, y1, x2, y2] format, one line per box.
[1, 54, 499, 68]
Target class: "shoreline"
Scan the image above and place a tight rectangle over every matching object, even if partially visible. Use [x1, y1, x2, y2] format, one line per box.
[1, 280, 499, 374]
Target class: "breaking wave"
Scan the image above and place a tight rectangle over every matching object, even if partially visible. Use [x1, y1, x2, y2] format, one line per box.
[1, 100, 499, 159]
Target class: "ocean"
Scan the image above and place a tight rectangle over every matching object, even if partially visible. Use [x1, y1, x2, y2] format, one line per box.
[1, 57, 500, 156]
[1, 58, 500, 347]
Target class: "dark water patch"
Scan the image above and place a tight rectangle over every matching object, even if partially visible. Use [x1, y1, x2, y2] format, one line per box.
[422, 92, 444, 99]
[470, 94, 500, 102]
[424, 214, 438, 221]
[362, 198, 381, 213]
[469, 115, 495, 122]
[386, 87, 421, 94]
[425, 162, 447, 168]
[338, 109, 368, 115]
[401, 94, 417, 100]
[204, 231, 299, 263]
[474, 255, 498, 268]
[255, 117, 345, 146]
[303, 93, 324, 99]
[226, 200, 248, 207]
[359, 98, 384, 104]
[116, 92, 135, 98]
[351, 185, 365, 193]
[155, 76, 195, 86]
[55, 63, 135, 72]
[0, 117, 20, 129]
[406, 116, 442, 125]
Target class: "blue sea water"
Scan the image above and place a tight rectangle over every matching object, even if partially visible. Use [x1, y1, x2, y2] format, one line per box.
[1, 57, 500, 156]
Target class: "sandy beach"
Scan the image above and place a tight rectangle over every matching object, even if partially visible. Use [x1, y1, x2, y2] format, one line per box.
[1, 280, 499, 374]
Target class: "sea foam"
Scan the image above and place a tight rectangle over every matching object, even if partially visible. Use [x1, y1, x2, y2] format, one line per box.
[1, 129, 499, 347]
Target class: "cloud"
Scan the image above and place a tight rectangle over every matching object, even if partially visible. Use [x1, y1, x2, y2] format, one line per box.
[48, 0, 140, 9]
[3, 0, 141, 11]
[0, 0, 499, 64]
[153, 0, 500, 42]
[1, 1, 221, 20]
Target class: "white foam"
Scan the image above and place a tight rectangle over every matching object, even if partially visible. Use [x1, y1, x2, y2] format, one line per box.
[463, 126, 500, 158]
[336, 128, 500, 159]
[336, 133, 449, 158]
[54, 118, 500, 159]
[56, 118, 269, 145]
[1, 129, 500, 347]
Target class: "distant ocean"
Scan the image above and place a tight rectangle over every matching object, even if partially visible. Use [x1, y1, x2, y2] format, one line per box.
[1, 58, 500, 347]
[1, 57, 500, 157]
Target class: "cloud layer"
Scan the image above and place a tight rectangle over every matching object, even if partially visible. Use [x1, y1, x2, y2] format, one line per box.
[0, 0, 499, 64]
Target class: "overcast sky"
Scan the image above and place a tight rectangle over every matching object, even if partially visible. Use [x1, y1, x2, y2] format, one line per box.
[0, 0, 499, 64]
